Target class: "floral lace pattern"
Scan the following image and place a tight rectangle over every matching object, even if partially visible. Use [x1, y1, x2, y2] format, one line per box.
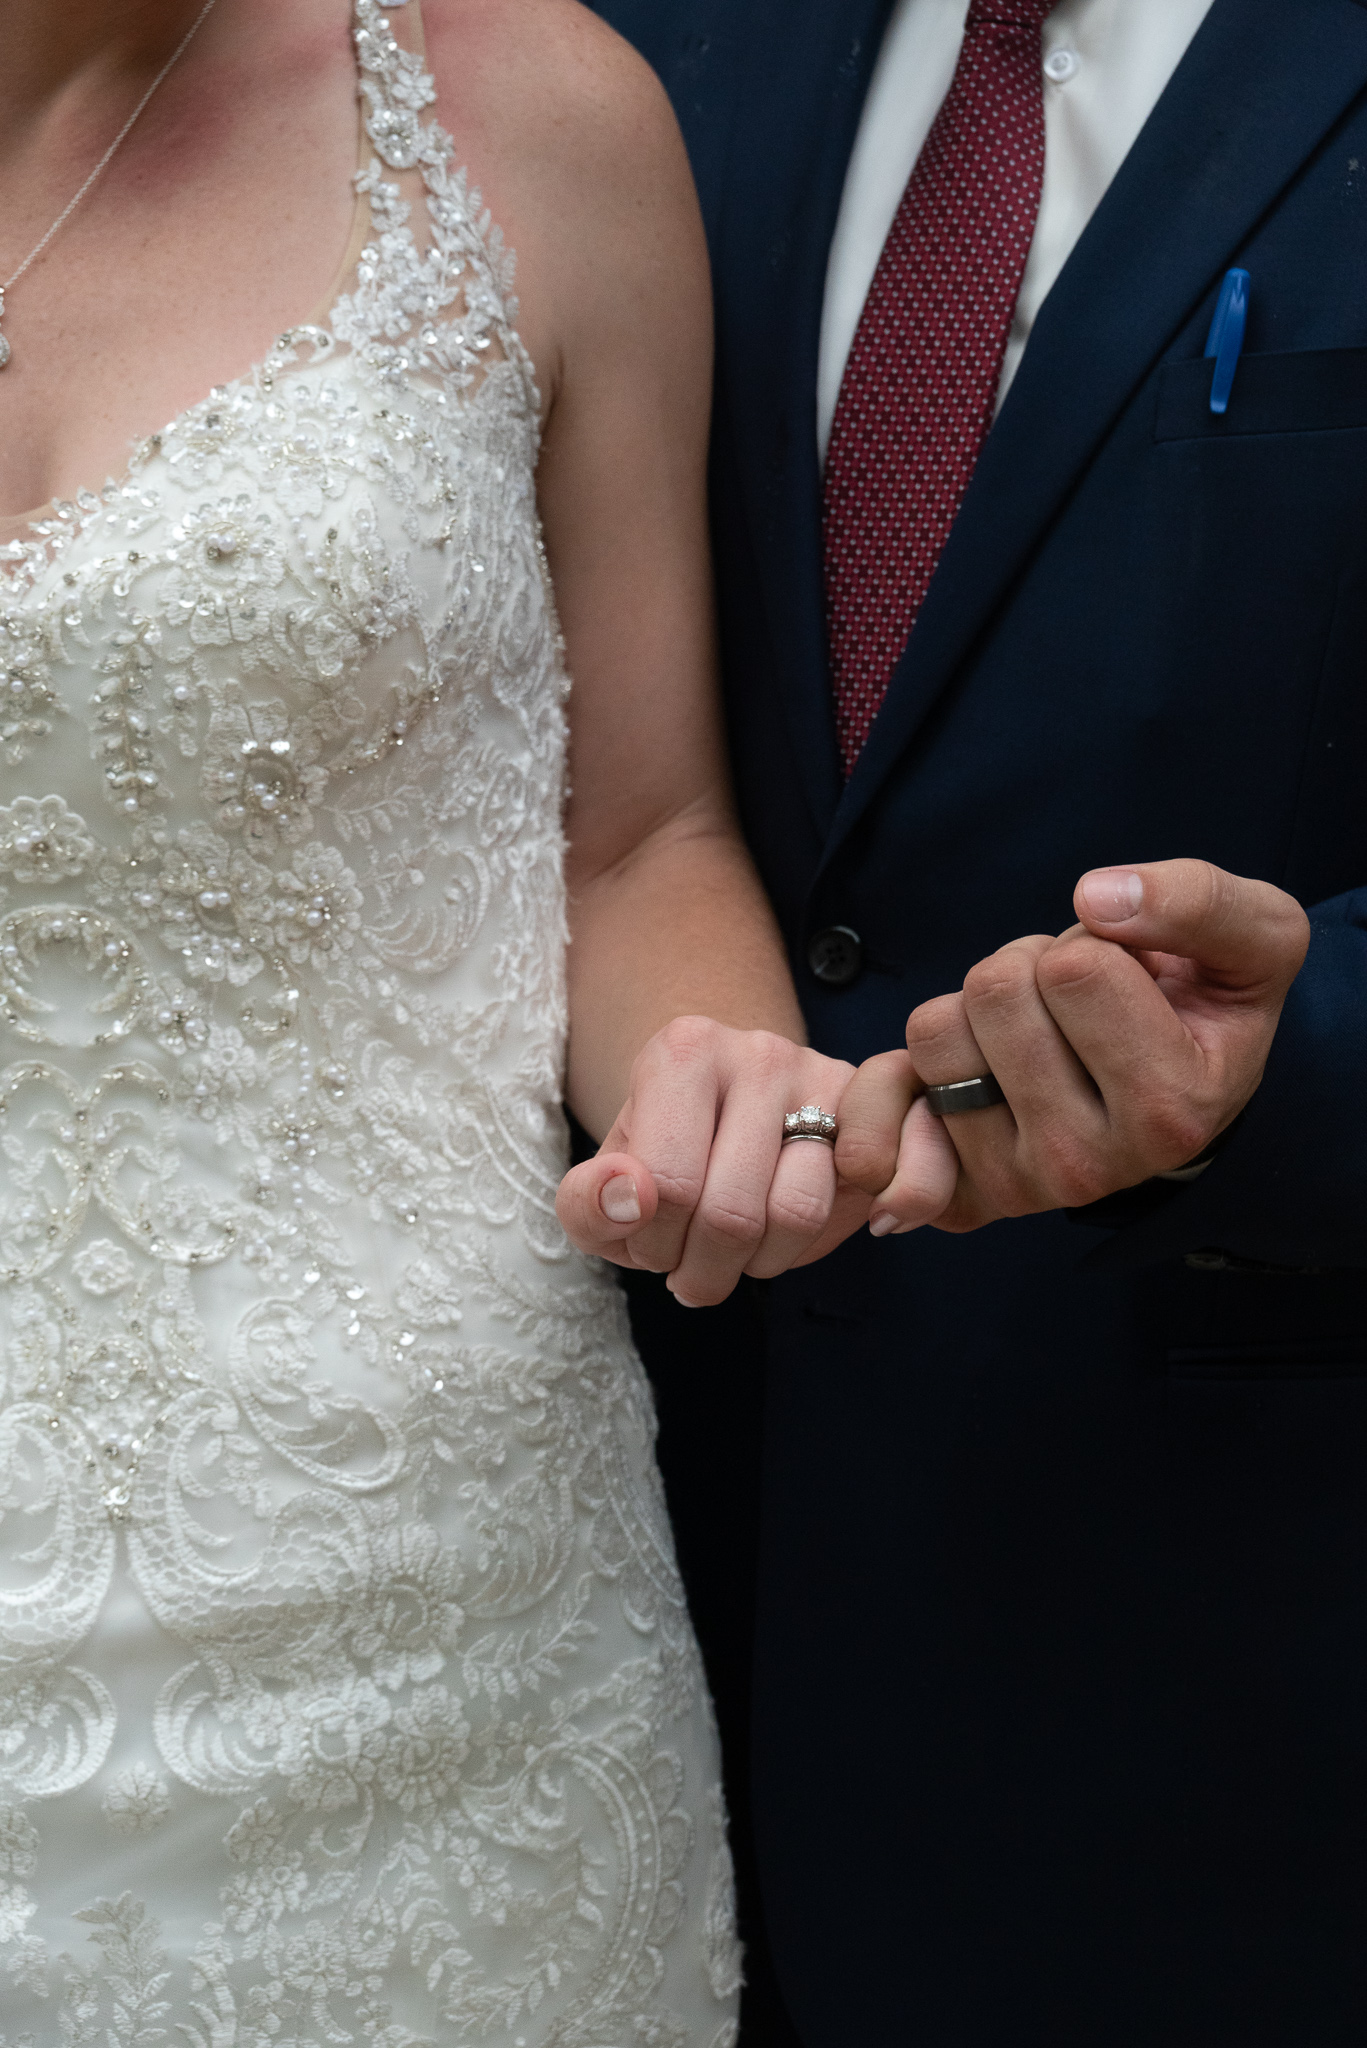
[0, 5, 738, 2042]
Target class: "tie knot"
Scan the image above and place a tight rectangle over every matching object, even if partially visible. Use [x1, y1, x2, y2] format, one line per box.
[966, 0, 1052, 28]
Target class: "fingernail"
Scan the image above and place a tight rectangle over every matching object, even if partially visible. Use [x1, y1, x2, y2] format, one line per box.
[666, 1281, 704, 1309]
[1080, 868, 1144, 923]
[600, 1174, 640, 1224]
[868, 1212, 897, 1238]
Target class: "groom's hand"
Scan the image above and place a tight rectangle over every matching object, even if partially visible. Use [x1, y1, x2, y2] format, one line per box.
[836, 860, 1310, 1234]
[556, 1020, 861, 1303]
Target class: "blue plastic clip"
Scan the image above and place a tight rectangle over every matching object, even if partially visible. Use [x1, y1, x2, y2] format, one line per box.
[1204, 268, 1249, 414]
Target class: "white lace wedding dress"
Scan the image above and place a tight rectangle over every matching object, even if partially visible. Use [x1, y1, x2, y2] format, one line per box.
[0, 6, 740, 2041]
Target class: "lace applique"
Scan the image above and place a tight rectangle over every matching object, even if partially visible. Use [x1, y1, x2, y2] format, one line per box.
[0, 3, 733, 2041]
[101, 1765, 172, 1835]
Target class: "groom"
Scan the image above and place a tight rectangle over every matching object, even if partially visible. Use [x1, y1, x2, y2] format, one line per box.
[590, 0, 1367, 2039]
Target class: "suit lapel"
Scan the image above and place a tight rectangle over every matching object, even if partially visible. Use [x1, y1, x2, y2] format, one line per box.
[824, 0, 1367, 868]
[712, 0, 894, 843]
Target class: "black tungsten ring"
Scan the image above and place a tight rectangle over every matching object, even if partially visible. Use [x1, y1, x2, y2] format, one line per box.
[924, 1074, 1007, 1116]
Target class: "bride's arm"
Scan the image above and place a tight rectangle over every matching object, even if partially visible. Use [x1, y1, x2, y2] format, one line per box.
[526, 23, 803, 1133]
[547, 184, 803, 1144]
[424, 2, 867, 1299]
[542, 30, 866, 1299]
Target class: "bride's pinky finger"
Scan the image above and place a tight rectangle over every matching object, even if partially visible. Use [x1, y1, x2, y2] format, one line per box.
[832, 1048, 920, 1196]
[866, 1096, 959, 1236]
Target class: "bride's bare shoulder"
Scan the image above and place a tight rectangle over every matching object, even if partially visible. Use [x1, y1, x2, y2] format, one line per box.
[422, 0, 686, 193]
[420, 0, 706, 397]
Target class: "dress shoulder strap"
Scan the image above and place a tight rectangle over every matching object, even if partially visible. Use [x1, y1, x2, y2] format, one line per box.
[346, 0, 535, 413]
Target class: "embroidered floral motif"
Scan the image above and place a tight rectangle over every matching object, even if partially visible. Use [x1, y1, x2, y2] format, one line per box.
[71, 1239, 138, 1296]
[101, 1765, 172, 1835]
[0, 796, 95, 884]
[0, 3, 731, 2041]
[271, 842, 365, 964]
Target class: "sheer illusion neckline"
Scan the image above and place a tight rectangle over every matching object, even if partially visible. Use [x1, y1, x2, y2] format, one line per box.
[0, 0, 514, 559]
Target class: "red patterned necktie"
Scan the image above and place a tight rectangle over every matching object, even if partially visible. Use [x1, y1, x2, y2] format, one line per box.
[823, 0, 1053, 775]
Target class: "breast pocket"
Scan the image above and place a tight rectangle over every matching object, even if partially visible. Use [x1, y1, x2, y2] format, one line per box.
[1154, 346, 1367, 441]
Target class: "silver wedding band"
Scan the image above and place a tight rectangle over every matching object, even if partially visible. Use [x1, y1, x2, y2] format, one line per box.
[925, 1073, 1007, 1116]
[783, 1103, 838, 1145]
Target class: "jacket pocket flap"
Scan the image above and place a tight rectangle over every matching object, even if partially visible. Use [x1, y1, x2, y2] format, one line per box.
[1155, 346, 1367, 441]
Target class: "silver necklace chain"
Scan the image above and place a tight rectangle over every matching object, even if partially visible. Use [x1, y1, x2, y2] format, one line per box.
[0, 0, 221, 368]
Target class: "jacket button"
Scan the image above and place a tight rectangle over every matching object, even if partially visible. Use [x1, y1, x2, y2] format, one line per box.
[807, 925, 863, 986]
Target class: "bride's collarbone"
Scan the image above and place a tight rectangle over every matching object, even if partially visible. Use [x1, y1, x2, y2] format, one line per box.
[0, 28, 359, 525]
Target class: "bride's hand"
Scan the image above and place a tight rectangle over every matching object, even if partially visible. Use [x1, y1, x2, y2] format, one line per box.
[556, 1017, 864, 1304]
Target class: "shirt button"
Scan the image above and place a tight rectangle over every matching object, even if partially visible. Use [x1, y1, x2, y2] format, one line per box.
[1043, 47, 1080, 82]
[807, 926, 863, 987]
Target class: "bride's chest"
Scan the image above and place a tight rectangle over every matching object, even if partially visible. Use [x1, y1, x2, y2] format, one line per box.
[1, 347, 564, 810]
[0, 4, 363, 526]
[0, 351, 569, 1062]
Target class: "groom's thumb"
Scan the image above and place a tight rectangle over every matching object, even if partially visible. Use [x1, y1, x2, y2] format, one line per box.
[1074, 859, 1309, 993]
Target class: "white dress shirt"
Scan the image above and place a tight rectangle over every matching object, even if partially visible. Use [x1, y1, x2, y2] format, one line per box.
[817, 0, 1218, 462]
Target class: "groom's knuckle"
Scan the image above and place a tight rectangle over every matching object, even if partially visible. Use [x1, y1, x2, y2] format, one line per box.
[964, 949, 1030, 1009]
[1276, 898, 1312, 972]
[1036, 932, 1111, 998]
[1039, 1134, 1108, 1206]
[1172, 858, 1237, 945]
[1135, 1091, 1207, 1165]
[1253, 888, 1312, 981]
[905, 994, 961, 1053]
[1190, 858, 1230, 927]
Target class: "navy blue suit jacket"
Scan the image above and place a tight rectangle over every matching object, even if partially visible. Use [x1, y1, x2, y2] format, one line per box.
[593, 2, 1367, 2039]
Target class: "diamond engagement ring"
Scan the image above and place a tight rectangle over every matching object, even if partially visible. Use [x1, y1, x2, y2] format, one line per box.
[783, 1104, 838, 1144]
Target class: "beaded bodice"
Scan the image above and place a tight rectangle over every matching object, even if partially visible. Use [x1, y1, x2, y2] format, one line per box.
[0, 6, 739, 2042]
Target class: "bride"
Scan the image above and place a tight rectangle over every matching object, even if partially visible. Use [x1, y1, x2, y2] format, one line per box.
[0, 0, 860, 2039]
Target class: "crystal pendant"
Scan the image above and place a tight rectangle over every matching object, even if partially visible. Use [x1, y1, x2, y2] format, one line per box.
[0, 332, 10, 370]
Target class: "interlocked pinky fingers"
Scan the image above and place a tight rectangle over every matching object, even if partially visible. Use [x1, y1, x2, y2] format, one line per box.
[866, 1096, 960, 1236]
[833, 1049, 920, 1196]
